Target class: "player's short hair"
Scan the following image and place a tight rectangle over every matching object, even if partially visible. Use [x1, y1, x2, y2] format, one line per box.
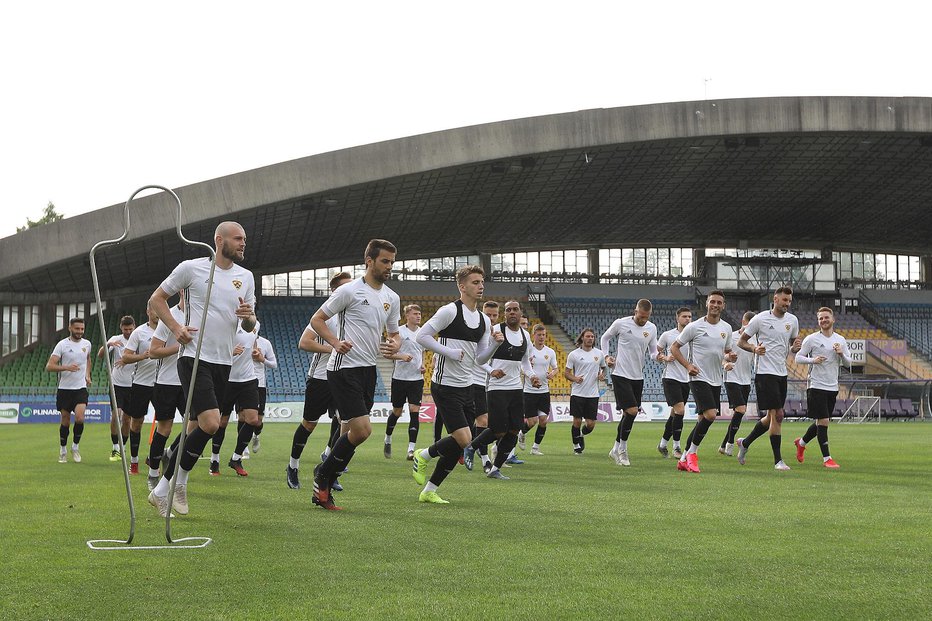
[482, 300, 499, 310]
[576, 327, 596, 346]
[404, 304, 421, 314]
[364, 239, 397, 262]
[742, 311, 757, 322]
[676, 306, 692, 317]
[532, 323, 546, 334]
[504, 300, 522, 311]
[120, 315, 135, 327]
[456, 265, 484, 284]
[708, 289, 725, 299]
[775, 285, 793, 296]
[69, 317, 85, 326]
[329, 271, 352, 291]
[635, 299, 652, 312]
[817, 306, 834, 315]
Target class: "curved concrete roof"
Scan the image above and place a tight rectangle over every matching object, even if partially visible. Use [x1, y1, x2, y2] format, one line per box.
[2, 95, 931, 299]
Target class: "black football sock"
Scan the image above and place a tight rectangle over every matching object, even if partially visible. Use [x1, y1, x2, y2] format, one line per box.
[469, 428, 496, 451]
[73, 422, 84, 445]
[211, 426, 227, 456]
[817, 425, 830, 458]
[802, 423, 818, 444]
[433, 417, 443, 443]
[327, 417, 341, 449]
[620, 413, 637, 442]
[742, 421, 768, 447]
[111, 433, 119, 446]
[691, 416, 713, 447]
[292, 425, 312, 460]
[615, 419, 624, 443]
[254, 422, 263, 436]
[320, 434, 357, 480]
[662, 415, 674, 441]
[493, 434, 518, 468]
[233, 423, 255, 457]
[59, 424, 69, 447]
[177, 427, 213, 473]
[386, 413, 400, 437]
[148, 432, 168, 470]
[534, 426, 547, 444]
[428, 452, 460, 486]
[521, 422, 531, 434]
[581, 424, 594, 436]
[129, 430, 141, 458]
[408, 417, 420, 444]
[571, 425, 581, 447]
[673, 415, 684, 442]
[770, 434, 783, 464]
[725, 412, 744, 446]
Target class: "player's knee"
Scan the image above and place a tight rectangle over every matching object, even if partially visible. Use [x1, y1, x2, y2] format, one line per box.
[301, 420, 317, 432]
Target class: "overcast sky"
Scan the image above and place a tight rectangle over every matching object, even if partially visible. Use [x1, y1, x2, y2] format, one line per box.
[2, 1, 929, 239]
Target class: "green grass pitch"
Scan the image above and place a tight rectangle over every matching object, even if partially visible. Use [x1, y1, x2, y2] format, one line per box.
[1, 422, 929, 620]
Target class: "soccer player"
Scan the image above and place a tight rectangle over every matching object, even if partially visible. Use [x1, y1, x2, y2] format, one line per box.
[310, 240, 401, 511]
[211, 320, 263, 477]
[146, 221, 257, 517]
[46, 317, 92, 463]
[793, 307, 850, 469]
[286, 272, 352, 490]
[466, 300, 537, 480]
[121, 303, 159, 474]
[467, 300, 500, 473]
[601, 299, 659, 466]
[248, 327, 277, 454]
[519, 323, 558, 456]
[656, 307, 692, 459]
[384, 304, 425, 460]
[564, 328, 606, 454]
[719, 311, 756, 456]
[411, 266, 498, 503]
[670, 290, 736, 473]
[97, 315, 136, 461]
[736, 286, 801, 471]
[147, 291, 187, 491]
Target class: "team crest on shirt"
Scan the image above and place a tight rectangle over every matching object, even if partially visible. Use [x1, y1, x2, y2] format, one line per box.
[81, 347, 87, 353]
[785, 324, 790, 331]
[720, 332, 726, 339]
[232, 279, 243, 290]
[383, 303, 390, 311]
[643, 331, 649, 337]
[544, 355, 550, 360]
[593, 355, 599, 361]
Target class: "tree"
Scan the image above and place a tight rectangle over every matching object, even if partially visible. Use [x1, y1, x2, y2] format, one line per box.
[17, 201, 64, 233]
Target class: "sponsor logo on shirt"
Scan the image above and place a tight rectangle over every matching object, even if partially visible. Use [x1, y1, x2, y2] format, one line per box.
[362, 299, 370, 305]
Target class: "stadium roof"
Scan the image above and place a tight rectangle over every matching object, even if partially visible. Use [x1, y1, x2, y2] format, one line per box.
[2, 95, 932, 300]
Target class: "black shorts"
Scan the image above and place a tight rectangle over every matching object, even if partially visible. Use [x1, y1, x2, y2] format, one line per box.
[487, 389, 525, 434]
[570, 395, 599, 420]
[177, 357, 231, 418]
[690, 381, 722, 415]
[523, 392, 551, 418]
[662, 378, 690, 406]
[114, 385, 132, 411]
[807, 388, 837, 420]
[221, 379, 260, 416]
[391, 379, 424, 408]
[431, 382, 475, 433]
[126, 384, 155, 419]
[725, 382, 751, 409]
[152, 383, 186, 421]
[56, 388, 88, 413]
[258, 387, 267, 415]
[303, 377, 336, 422]
[327, 366, 376, 421]
[612, 377, 643, 411]
[472, 383, 488, 416]
[755, 374, 788, 411]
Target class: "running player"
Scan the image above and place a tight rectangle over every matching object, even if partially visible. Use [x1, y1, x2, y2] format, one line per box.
[656, 307, 692, 459]
[467, 300, 500, 473]
[46, 318, 92, 463]
[97, 315, 135, 461]
[147, 221, 257, 517]
[736, 286, 801, 471]
[147, 291, 187, 491]
[719, 311, 755, 456]
[670, 290, 736, 473]
[311, 239, 401, 510]
[411, 266, 498, 503]
[519, 323, 557, 456]
[286, 272, 351, 490]
[601, 299, 659, 466]
[565, 328, 606, 454]
[793, 307, 850, 469]
[384, 303, 425, 460]
[121, 303, 159, 474]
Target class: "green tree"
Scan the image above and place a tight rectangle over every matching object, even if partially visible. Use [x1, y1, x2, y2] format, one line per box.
[17, 201, 64, 233]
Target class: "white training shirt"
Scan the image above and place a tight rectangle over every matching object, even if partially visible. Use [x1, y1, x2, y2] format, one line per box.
[416, 300, 494, 389]
[106, 333, 134, 387]
[600, 316, 659, 381]
[743, 310, 800, 377]
[229, 324, 259, 383]
[796, 331, 852, 391]
[675, 317, 733, 387]
[321, 277, 400, 371]
[657, 328, 690, 383]
[392, 324, 425, 382]
[253, 335, 277, 389]
[152, 306, 185, 386]
[524, 345, 557, 394]
[52, 337, 92, 390]
[126, 322, 158, 387]
[566, 347, 606, 398]
[487, 325, 534, 392]
[160, 257, 256, 366]
[305, 316, 340, 381]
[726, 330, 755, 386]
